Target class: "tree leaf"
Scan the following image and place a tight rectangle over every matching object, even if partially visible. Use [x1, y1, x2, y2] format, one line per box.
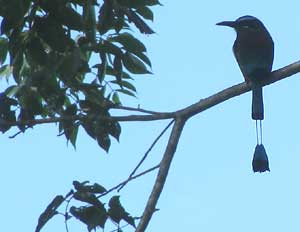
[0, 65, 12, 81]
[70, 124, 79, 149]
[110, 32, 146, 53]
[34, 16, 73, 52]
[54, 6, 84, 31]
[73, 180, 107, 194]
[145, 0, 163, 6]
[136, 6, 154, 21]
[26, 36, 48, 66]
[0, 0, 25, 35]
[83, 2, 96, 42]
[116, 0, 147, 8]
[112, 92, 121, 105]
[108, 196, 135, 228]
[70, 205, 107, 230]
[125, 9, 155, 34]
[73, 191, 103, 207]
[111, 80, 136, 92]
[0, 37, 8, 64]
[96, 131, 111, 152]
[116, 88, 136, 97]
[62, 104, 78, 144]
[122, 52, 151, 74]
[35, 195, 64, 232]
[97, 1, 114, 35]
[100, 40, 123, 56]
[134, 51, 152, 67]
[113, 55, 122, 84]
[108, 121, 121, 141]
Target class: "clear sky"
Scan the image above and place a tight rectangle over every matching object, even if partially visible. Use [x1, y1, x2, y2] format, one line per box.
[1, 1, 300, 232]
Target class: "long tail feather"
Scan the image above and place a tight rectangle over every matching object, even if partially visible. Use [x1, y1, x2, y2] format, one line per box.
[251, 84, 264, 120]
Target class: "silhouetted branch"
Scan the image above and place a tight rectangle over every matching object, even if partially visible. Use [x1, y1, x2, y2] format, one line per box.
[2, 61, 299, 129]
[135, 118, 186, 232]
[117, 119, 175, 192]
[134, 60, 300, 232]
[99, 164, 160, 198]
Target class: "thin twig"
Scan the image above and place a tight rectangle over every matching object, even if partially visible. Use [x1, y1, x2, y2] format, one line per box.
[111, 105, 165, 115]
[99, 164, 160, 198]
[9, 130, 24, 138]
[117, 119, 175, 192]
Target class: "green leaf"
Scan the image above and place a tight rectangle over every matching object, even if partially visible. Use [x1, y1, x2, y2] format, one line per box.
[73, 191, 103, 207]
[83, 2, 96, 43]
[73, 181, 107, 194]
[0, 94, 17, 133]
[116, 89, 136, 97]
[35, 195, 65, 232]
[97, 2, 114, 35]
[108, 121, 121, 141]
[0, 37, 8, 63]
[100, 40, 122, 55]
[110, 32, 146, 53]
[136, 6, 154, 21]
[18, 87, 43, 115]
[17, 108, 35, 132]
[55, 6, 84, 31]
[108, 196, 124, 224]
[97, 51, 107, 82]
[145, 0, 163, 6]
[105, 65, 133, 80]
[134, 51, 152, 67]
[108, 196, 136, 228]
[62, 104, 78, 144]
[4, 85, 19, 97]
[96, 131, 111, 152]
[26, 37, 48, 66]
[70, 124, 79, 149]
[70, 205, 107, 230]
[111, 80, 136, 92]
[112, 92, 121, 105]
[34, 16, 73, 52]
[122, 52, 151, 74]
[116, 0, 147, 8]
[0, 65, 12, 81]
[11, 51, 24, 83]
[0, 0, 25, 35]
[58, 47, 82, 82]
[113, 55, 122, 84]
[125, 10, 155, 34]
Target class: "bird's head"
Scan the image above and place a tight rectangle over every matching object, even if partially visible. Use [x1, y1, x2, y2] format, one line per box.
[216, 15, 267, 34]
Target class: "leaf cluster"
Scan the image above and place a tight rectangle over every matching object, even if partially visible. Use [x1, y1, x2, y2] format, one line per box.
[36, 180, 136, 232]
[0, 0, 161, 150]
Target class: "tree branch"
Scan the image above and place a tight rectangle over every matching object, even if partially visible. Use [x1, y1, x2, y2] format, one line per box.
[99, 164, 160, 198]
[176, 61, 300, 118]
[117, 119, 175, 192]
[133, 61, 300, 232]
[135, 118, 186, 232]
[2, 61, 299, 129]
[111, 105, 166, 115]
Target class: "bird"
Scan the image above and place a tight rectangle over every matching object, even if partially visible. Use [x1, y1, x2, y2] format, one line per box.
[217, 15, 274, 120]
[217, 16, 274, 172]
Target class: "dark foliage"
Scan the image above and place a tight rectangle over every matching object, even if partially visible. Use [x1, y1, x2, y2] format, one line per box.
[0, 0, 160, 151]
[36, 181, 137, 232]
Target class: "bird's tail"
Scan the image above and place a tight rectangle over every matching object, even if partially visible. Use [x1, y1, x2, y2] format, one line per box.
[251, 83, 264, 120]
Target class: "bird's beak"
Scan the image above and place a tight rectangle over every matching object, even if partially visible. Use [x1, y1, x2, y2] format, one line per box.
[216, 21, 236, 28]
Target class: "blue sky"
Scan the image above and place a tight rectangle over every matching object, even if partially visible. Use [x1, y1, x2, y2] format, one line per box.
[1, 1, 300, 232]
